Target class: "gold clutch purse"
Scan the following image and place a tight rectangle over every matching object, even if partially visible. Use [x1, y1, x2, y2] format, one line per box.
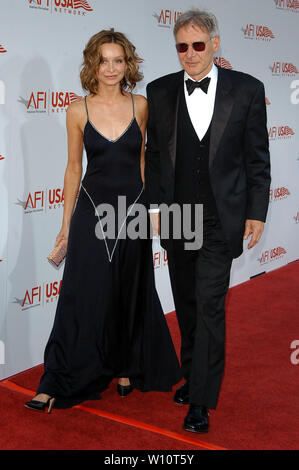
[47, 240, 67, 267]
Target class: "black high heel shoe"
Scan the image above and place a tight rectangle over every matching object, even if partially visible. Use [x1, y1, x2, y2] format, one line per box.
[117, 383, 134, 397]
[25, 396, 56, 413]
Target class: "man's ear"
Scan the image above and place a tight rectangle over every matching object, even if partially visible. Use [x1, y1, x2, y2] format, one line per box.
[212, 35, 220, 53]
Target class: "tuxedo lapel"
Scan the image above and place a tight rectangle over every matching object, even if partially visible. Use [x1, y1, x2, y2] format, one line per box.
[164, 71, 184, 171]
[209, 67, 234, 169]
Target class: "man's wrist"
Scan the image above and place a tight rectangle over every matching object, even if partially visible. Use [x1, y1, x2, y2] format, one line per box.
[148, 208, 160, 213]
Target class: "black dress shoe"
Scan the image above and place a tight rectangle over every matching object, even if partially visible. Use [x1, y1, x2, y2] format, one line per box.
[183, 404, 209, 433]
[173, 382, 189, 405]
[117, 383, 134, 397]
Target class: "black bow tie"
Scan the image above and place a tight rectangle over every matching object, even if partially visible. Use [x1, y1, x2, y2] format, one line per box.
[185, 77, 211, 95]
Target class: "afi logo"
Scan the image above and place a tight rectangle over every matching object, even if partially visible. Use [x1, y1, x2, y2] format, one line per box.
[258, 246, 287, 264]
[0, 44, 7, 53]
[0, 154, 5, 160]
[29, 0, 50, 7]
[24, 190, 45, 212]
[214, 57, 232, 69]
[242, 24, 275, 41]
[269, 187, 291, 202]
[22, 286, 42, 309]
[268, 125, 295, 139]
[154, 9, 181, 28]
[271, 62, 298, 76]
[153, 249, 168, 268]
[27, 91, 47, 111]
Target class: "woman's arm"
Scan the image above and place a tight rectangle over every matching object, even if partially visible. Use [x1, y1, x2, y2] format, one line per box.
[55, 100, 84, 247]
[135, 94, 148, 184]
[135, 94, 160, 236]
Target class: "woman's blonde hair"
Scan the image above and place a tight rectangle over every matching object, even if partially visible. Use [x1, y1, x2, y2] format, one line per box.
[80, 29, 143, 95]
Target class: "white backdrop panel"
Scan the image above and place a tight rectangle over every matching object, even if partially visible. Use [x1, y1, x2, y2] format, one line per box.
[0, 0, 298, 379]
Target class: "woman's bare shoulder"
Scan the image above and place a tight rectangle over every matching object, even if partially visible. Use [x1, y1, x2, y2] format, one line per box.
[66, 97, 86, 118]
[133, 93, 147, 105]
[133, 93, 148, 114]
[66, 97, 87, 129]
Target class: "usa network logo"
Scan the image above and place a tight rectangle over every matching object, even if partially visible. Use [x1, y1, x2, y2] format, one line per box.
[214, 57, 232, 69]
[18, 90, 81, 114]
[271, 61, 299, 76]
[153, 9, 182, 28]
[274, 0, 299, 13]
[257, 246, 287, 265]
[28, 0, 93, 16]
[269, 186, 291, 202]
[13, 280, 62, 311]
[268, 125, 295, 140]
[15, 188, 64, 214]
[242, 24, 275, 41]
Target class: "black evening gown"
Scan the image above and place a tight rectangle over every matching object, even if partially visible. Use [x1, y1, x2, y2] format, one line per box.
[36, 94, 181, 408]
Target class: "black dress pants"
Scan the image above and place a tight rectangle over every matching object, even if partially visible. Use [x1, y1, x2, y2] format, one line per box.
[167, 211, 233, 409]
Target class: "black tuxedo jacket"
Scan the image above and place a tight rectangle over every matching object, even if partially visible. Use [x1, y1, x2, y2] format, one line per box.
[145, 66, 271, 258]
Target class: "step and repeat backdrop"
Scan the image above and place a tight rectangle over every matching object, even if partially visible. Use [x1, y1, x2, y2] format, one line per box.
[0, 0, 298, 379]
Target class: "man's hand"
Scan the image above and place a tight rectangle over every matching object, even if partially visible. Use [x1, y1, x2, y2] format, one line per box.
[243, 219, 264, 249]
[149, 212, 160, 237]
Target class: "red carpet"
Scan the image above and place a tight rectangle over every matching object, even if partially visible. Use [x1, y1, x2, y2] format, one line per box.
[1, 260, 299, 450]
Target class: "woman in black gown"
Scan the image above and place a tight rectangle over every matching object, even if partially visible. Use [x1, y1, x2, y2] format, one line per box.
[25, 29, 181, 412]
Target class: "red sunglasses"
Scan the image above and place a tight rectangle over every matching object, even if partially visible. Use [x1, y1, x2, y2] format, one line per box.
[175, 38, 212, 53]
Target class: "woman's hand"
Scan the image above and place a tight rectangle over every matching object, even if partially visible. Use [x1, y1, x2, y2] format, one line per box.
[55, 225, 70, 248]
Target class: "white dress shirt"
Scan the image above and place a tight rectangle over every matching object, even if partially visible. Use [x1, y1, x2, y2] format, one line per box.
[184, 62, 218, 141]
[148, 63, 218, 214]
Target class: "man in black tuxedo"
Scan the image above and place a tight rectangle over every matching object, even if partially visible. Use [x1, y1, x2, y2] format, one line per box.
[145, 9, 271, 433]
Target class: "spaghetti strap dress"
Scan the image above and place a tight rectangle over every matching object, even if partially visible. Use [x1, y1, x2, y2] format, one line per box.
[36, 94, 181, 408]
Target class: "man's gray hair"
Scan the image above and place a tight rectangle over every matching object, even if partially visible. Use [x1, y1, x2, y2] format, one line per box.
[173, 9, 219, 38]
